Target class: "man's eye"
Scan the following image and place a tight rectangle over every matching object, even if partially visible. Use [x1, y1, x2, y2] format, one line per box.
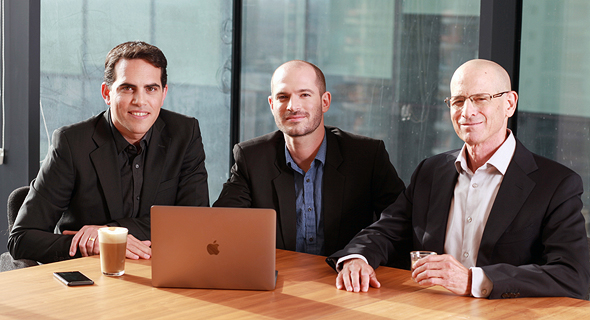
[451, 99, 465, 107]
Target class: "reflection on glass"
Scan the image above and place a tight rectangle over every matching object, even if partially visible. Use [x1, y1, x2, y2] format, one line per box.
[241, 0, 480, 183]
[519, 0, 590, 232]
[40, 0, 232, 202]
[518, 0, 590, 235]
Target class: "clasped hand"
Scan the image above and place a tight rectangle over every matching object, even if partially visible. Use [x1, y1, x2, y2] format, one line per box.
[63, 225, 152, 260]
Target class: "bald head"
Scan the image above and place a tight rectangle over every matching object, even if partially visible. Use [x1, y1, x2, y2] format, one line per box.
[448, 59, 518, 169]
[450, 59, 511, 96]
[271, 60, 326, 95]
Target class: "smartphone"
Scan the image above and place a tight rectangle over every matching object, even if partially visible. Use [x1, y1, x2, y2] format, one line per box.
[53, 271, 94, 286]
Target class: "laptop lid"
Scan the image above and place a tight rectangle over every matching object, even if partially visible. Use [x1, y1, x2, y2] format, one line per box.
[150, 206, 276, 290]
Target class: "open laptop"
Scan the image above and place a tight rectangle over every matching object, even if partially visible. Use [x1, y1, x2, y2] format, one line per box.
[150, 206, 276, 290]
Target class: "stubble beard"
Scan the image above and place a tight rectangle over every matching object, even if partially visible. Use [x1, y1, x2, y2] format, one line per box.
[276, 110, 322, 138]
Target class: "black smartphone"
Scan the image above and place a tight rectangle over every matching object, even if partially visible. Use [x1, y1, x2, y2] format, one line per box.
[53, 271, 94, 286]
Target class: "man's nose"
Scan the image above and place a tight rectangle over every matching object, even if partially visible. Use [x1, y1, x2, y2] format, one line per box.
[286, 97, 299, 111]
[461, 98, 477, 116]
[133, 90, 146, 106]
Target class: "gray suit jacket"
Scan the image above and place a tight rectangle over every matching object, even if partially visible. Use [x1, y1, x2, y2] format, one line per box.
[213, 126, 405, 256]
[327, 139, 590, 299]
[9, 109, 209, 263]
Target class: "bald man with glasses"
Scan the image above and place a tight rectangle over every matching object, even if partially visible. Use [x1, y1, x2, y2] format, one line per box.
[327, 59, 590, 299]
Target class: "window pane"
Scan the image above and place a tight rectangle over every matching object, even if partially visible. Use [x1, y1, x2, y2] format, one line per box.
[519, 0, 590, 233]
[40, 0, 232, 202]
[240, 0, 480, 183]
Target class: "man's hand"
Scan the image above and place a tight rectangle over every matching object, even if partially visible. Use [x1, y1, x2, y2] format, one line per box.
[411, 254, 471, 296]
[336, 258, 381, 292]
[64, 226, 151, 260]
[64, 225, 107, 257]
[126, 234, 151, 260]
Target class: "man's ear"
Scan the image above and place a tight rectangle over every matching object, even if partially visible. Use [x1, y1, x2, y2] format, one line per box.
[101, 83, 111, 105]
[321, 91, 331, 113]
[160, 84, 169, 107]
[505, 90, 518, 117]
[268, 95, 274, 111]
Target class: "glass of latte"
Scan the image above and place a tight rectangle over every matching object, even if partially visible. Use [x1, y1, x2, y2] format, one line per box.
[98, 227, 128, 276]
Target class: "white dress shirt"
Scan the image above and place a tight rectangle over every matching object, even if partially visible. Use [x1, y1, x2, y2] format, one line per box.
[337, 131, 516, 298]
[446, 130, 516, 297]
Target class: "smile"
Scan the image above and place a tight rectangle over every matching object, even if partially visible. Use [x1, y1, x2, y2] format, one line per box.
[461, 121, 482, 127]
[130, 111, 149, 117]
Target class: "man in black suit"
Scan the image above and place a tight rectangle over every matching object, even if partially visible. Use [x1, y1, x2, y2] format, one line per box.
[214, 60, 405, 256]
[328, 59, 590, 299]
[9, 41, 209, 264]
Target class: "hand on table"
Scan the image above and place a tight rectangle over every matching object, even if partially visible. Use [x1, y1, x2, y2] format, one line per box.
[64, 225, 107, 257]
[336, 258, 381, 292]
[126, 235, 151, 260]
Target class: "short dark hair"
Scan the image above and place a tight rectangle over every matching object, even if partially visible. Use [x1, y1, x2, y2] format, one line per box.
[103, 41, 167, 88]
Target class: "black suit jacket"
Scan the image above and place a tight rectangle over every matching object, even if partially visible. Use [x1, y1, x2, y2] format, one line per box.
[9, 109, 209, 263]
[328, 139, 590, 299]
[213, 126, 405, 256]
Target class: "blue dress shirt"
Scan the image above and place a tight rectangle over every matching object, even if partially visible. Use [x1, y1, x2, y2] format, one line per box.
[285, 135, 327, 255]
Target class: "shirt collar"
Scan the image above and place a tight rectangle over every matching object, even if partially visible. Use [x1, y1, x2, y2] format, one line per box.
[454, 129, 516, 175]
[285, 132, 328, 170]
[107, 109, 152, 154]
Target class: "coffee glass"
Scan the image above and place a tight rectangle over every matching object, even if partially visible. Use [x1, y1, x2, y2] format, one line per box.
[410, 251, 437, 271]
[98, 227, 128, 276]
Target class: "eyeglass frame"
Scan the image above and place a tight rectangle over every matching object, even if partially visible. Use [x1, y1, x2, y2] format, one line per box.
[444, 91, 511, 110]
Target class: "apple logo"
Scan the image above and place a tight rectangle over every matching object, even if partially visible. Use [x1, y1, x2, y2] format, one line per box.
[207, 240, 220, 255]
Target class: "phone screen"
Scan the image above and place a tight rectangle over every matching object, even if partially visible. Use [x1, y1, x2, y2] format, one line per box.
[54, 271, 94, 286]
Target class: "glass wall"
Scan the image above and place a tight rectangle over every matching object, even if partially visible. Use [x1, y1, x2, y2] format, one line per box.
[40, 0, 233, 202]
[239, 0, 480, 184]
[519, 0, 590, 232]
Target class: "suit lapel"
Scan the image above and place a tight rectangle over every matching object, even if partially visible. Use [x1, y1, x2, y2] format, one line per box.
[322, 130, 345, 254]
[140, 117, 169, 217]
[90, 112, 123, 220]
[423, 152, 459, 253]
[477, 140, 537, 266]
[272, 135, 297, 251]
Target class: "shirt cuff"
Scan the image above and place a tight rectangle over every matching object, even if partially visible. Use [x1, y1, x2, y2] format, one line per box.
[335, 254, 369, 272]
[470, 267, 493, 298]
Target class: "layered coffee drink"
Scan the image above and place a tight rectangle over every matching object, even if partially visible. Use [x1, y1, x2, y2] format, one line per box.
[98, 227, 128, 276]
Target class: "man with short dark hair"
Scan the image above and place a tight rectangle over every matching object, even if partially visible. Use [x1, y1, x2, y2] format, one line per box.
[214, 60, 405, 256]
[328, 59, 590, 299]
[9, 41, 209, 263]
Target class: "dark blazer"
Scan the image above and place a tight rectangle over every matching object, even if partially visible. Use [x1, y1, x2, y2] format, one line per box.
[213, 126, 405, 256]
[327, 139, 590, 299]
[9, 109, 209, 263]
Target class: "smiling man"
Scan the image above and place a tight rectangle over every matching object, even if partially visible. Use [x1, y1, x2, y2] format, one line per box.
[9, 41, 209, 264]
[327, 59, 590, 299]
[213, 60, 405, 256]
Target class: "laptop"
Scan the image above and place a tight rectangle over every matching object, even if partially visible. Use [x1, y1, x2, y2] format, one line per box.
[150, 205, 277, 290]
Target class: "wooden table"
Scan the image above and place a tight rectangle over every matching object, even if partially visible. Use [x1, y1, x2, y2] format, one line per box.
[0, 249, 588, 319]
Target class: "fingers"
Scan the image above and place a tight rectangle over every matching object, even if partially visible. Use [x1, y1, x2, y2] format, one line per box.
[368, 272, 381, 290]
[412, 254, 470, 295]
[125, 235, 152, 260]
[336, 259, 379, 293]
[66, 225, 106, 257]
[336, 271, 344, 290]
[66, 231, 81, 257]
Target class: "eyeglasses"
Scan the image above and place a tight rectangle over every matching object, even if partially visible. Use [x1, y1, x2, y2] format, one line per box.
[444, 91, 510, 110]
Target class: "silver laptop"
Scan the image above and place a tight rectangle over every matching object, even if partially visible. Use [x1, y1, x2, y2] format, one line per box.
[150, 206, 276, 290]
